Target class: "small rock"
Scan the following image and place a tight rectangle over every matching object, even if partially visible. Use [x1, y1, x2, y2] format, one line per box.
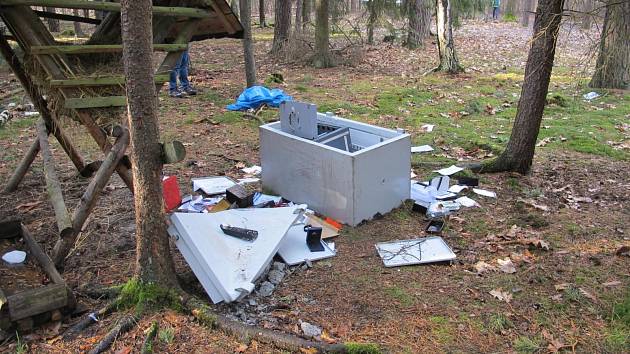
[248, 298, 258, 306]
[300, 321, 322, 338]
[258, 281, 275, 297]
[272, 261, 287, 272]
[267, 269, 285, 285]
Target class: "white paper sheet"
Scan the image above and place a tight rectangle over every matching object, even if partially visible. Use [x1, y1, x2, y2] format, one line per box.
[238, 177, 260, 184]
[473, 188, 497, 198]
[411, 145, 434, 153]
[455, 196, 480, 207]
[421, 124, 435, 132]
[241, 165, 262, 175]
[192, 176, 237, 195]
[448, 185, 468, 193]
[434, 165, 463, 176]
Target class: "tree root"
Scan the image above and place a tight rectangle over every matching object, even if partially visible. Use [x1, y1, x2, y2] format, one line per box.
[78, 283, 123, 300]
[88, 314, 137, 354]
[62, 300, 118, 341]
[185, 296, 349, 353]
[141, 321, 159, 354]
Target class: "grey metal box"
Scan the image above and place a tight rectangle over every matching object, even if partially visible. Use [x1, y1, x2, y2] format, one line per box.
[260, 112, 411, 226]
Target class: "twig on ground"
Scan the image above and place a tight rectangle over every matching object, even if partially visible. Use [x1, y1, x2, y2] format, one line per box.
[62, 300, 119, 341]
[88, 314, 137, 354]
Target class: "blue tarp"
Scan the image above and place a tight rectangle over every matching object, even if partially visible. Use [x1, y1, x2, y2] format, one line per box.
[226, 86, 292, 111]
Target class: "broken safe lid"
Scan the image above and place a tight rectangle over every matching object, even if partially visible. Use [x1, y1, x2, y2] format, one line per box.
[375, 236, 456, 267]
[168, 206, 303, 303]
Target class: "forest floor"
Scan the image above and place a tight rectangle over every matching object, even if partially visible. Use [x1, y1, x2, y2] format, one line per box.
[0, 20, 628, 353]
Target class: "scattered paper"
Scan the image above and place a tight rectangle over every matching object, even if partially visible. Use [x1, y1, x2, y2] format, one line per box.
[455, 196, 479, 207]
[24, 111, 40, 117]
[2, 250, 26, 264]
[421, 124, 435, 132]
[178, 195, 222, 213]
[434, 165, 463, 176]
[192, 176, 237, 195]
[238, 177, 260, 184]
[241, 165, 262, 175]
[411, 145, 434, 153]
[473, 188, 496, 198]
[253, 192, 282, 206]
[583, 92, 600, 100]
[448, 185, 468, 193]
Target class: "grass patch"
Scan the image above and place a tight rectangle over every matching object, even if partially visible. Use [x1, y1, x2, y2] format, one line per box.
[513, 336, 541, 353]
[488, 313, 513, 333]
[158, 326, 175, 344]
[344, 342, 381, 354]
[605, 291, 630, 352]
[384, 286, 415, 307]
[429, 316, 454, 345]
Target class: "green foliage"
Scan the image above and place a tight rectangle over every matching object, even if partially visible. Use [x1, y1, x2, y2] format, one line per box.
[158, 326, 175, 344]
[502, 12, 518, 22]
[606, 291, 630, 351]
[488, 313, 513, 333]
[60, 28, 75, 36]
[265, 73, 284, 85]
[385, 286, 415, 307]
[344, 342, 382, 354]
[15, 332, 28, 354]
[513, 336, 541, 353]
[116, 278, 182, 315]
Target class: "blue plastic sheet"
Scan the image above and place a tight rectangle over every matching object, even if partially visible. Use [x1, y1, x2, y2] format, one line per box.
[226, 86, 292, 111]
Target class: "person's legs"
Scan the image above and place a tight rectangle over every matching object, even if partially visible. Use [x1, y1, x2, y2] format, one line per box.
[178, 50, 197, 95]
[169, 52, 186, 97]
[493, 7, 499, 20]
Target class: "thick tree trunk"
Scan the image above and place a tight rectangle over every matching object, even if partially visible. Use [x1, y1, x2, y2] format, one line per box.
[120, 0, 179, 286]
[589, 0, 630, 89]
[272, 0, 292, 53]
[435, 0, 462, 73]
[303, 0, 312, 30]
[231, 0, 240, 19]
[295, 0, 303, 33]
[73, 9, 85, 37]
[259, 0, 267, 27]
[313, 0, 334, 68]
[482, 0, 565, 174]
[240, 0, 257, 86]
[407, 0, 431, 49]
[367, 0, 378, 44]
[351, 0, 358, 12]
[581, 0, 593, 30]
[45, 7, 60, 32]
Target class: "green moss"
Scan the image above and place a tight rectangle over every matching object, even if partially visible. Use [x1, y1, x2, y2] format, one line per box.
[116, 278, 182, 315]
[384, 286, 415, 307]
[513, 336, 541, 353]
[344, 342, 382, 354]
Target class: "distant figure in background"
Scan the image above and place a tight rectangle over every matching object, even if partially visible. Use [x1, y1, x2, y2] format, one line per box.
[492, 0, 501, 20]
[169, 49, 197, 98]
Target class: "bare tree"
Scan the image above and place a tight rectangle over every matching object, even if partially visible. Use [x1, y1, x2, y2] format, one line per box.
[366, 0, 379, 44]
[272, 0, 292, 53]
[73, 9, 85, 37]
[313, 0, 334, 67]
[259, 0, 267, 27]
[589, 0, 630, 89]
[44, 7, 60, 32]
[521, 0, 533, 27]
[120, 0, 179, 285]
[407, 0, 431, 49]
[303, 0, 312, 30]
[240, 0, 258, 86]
[295, 0, 303, 33]
[480, 0, 565, 174]
[434, 0, 462, 73]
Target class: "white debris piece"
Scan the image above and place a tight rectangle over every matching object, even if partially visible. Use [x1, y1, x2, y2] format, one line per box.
[411, 145, 434, 153]
[583, 92, 600, 100]
[192, 176, 237, 195]
[448, 185, 468, 193]
[277, 223, 336, 266]
[241, 165, 262, 175]
[473, 188, 497, 198]
[421, 124, 435, 132]
[2, 250, 26, 264]
[434, 165, 464, 176]
[375, 237, 456, 267]
[455, 196, 480, 207]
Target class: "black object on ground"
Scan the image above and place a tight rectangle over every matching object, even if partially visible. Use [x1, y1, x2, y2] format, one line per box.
[220, 224, 259, 242]
[425, 219, 445, 234]
[304, 225, 324, 252]
[226, 184, 254, 208]
[456, 176, 479, 186]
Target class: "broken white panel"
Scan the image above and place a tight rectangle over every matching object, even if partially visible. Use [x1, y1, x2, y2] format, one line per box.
[473, 188, 497, 198]
[253, 192, 282, 205]
[277, 224, 336, 266]
[455, 196, 480, 207]
[241, 165, 262, 175]
[421, 124, 435, 132]
[375, 237, 456, 267]
[434, 165, 463, 176]
[411, 145, 434, 153]
[192, 176, 237, 195]
[168, 206, 303, 303]
[448, 185, 468, 193]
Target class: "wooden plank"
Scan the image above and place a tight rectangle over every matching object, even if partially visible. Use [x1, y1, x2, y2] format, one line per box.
[31, 43, 188, 55]
[20, 225, 65, 285]
[0, 0, 212, 18]
[33, 9, 101, 25]
[7, 283, 68, 321]
[50, 74, 170, 87]
[64, 96, 127, 109]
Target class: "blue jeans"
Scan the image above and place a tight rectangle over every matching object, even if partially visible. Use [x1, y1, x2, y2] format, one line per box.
[169, 50, 190, 92]
[493, 7, 500, 20]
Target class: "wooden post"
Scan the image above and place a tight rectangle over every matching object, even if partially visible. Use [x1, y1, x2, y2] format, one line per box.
[3, 138, 40, 193]
[52, 127, 129, 267]
[37, 119, 74, 239]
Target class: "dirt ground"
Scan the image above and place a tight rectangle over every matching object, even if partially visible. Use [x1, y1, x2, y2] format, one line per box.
[0, 20, 628, 353]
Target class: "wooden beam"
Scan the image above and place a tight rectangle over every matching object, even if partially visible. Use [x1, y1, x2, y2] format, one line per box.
[64, 96, 127, 109]
[7, 283, 68, 321]
[0, 0, 213, 18]
[50, 74, 170, 87]
[31, 43, 188, 55]
[33, 9, 101, 25]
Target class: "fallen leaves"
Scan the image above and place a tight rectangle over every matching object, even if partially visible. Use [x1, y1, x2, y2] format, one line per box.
[497, 257, 517, 274]
[489, 289, 512, 303]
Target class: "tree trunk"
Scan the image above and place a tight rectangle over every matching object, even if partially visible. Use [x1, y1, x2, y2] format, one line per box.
[581, 0, 593, 30]
[351, 0, 358, 12]
[120, 0, 179, 286]
[313, 0, 334, 68]
[589, 0, 630, 90]
[435, 0, 462, 73]
[367, 0, 378, 44]
[73, 9, 85, 37]
[407, 0, 431, 49]
[259, 0, 267, 27]
[240, 0, 257, 86]
[272, 0, 292, 54]
[481, 0, 565, 174]
[295, 0, 303, 33]
[303, 0, 312, 30]
[520, 0, 533, 27]
[231, 0, 240, 19]
[45, 7, 60, 32]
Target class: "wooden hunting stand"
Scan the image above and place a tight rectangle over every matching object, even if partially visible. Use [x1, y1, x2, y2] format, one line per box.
[0, 1, 243, 268]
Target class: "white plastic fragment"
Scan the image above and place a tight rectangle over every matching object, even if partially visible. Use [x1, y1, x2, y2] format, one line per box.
[455, 196, 480, 207]
[241, 165, 262, 175]
[583, 92, 600, 100]
[473, 188, 497, 198]
[411, 145, 434, 153]
[2, 250, 26, 264]
[434, 165, 464, 176]
[448, 185, 468, 193]
[421, 124, 435, 132]
[192, 176, 237, 195]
